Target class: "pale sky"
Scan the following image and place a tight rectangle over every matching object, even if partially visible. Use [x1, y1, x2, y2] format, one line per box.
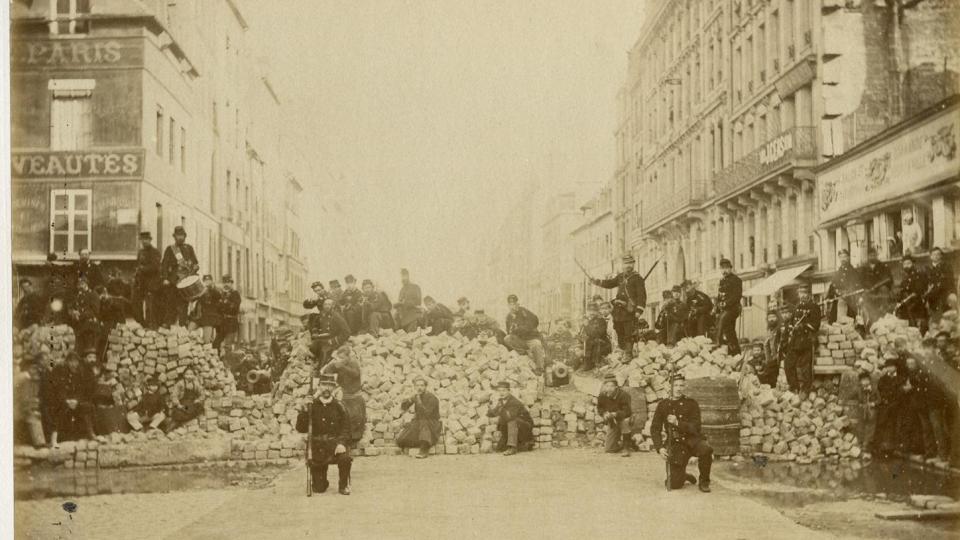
[245, 0, 646, 304]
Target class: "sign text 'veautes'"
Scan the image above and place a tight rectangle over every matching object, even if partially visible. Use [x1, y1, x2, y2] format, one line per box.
[12, 151, 144, 179]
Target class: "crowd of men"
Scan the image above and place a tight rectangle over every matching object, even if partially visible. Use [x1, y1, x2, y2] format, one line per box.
[13, 227, 249, 449]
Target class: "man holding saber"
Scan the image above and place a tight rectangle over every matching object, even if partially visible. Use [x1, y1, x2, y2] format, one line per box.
[588, 254, 647, 354]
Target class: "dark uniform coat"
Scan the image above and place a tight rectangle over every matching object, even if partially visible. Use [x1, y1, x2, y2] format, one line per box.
[196, 287, 222, 327]
[897, 266, 928, 325]
[160, 243, 199, 284]
[581, 315, 612, 369]
[827, 262, 860, 322]
[650, 396, 704, 463]
[218, 289, 242, 333]
[505, 306, 541, 340]
[487, 393, 534, 451]
[15, 292, 46, 329]
[597, 388, 632, 422]
[716, 273, 743, 314]
[396, 282, 423, 330]
[396, 391, 442, 448]
[296, 398, 352, 465]
[593, 271, 647, 322]
[424, 303, 454, 336]
[73, 260, 104, 292]
[786, 298, 822, 350]
[925, 261, 956, 314]
[339, 288, 365, 334]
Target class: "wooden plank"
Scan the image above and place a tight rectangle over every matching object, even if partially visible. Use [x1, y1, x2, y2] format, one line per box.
[874, 509, 960, 521]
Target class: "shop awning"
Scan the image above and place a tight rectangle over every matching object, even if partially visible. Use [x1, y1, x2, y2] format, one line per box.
[744, 263, 812, 297]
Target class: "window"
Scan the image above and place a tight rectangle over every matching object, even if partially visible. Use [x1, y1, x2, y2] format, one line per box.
[50, 83, 93, 150]
[226, 170, 233, 220]
[180, 127, 186, 173]
[50, 0, 90, 34]
[50, 189, 91, 253]
[169, 117, 176, 164]
[156, 107, 164, 156]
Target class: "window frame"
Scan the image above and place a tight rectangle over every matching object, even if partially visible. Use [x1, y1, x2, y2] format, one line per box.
[50, 188, 92, 254]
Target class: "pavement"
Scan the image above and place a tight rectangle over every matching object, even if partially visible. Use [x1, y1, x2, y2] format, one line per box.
[15, 449, 831, 540]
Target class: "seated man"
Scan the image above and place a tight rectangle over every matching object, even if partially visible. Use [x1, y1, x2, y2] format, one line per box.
[580, 303, 611, 372]
[486, 381, 534, 456]
[651, 373, 713, 492]
[503, 295, 546, 373]
[49, 352, 96, 448]
[89, 363, 125, 437]
[422, 296, 455, 336]
[168, 367, 205, 430]
[296, 374, 353, 495]
[597, 373, 633, 456]
[127, 376, 167, 432]
[396, 377, 442, 458]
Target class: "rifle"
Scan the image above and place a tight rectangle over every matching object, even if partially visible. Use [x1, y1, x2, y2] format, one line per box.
[665, 369, 675, 491]
[895, 293, 919, 314]
[306, 371, 314, 497]
[643, 257, 662, 281]
[574, 258, 594, 281]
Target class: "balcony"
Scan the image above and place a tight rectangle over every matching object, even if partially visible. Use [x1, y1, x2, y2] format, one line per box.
[713, 126, 817, 200]
[641, 179, 705, 231]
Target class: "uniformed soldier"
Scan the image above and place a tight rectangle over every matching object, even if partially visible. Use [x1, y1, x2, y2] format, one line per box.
[783, 285, 821, 394]
[486, 381, 534, 456]
[683, 281, 713, 338]
[395, 268, 423, 332]
[590, 254, 647, 353]
[580, 303, 611, 371]
[715, 258, 743, 355]
[44, 252, 71, 305]
[304, 281, 328, 311]
[858, 248, 893, 329]
[160, 226, 199, 326]
[670, 285, 688, 342]
[360, 280, 394, 336]
[307, 298, 351, 371]
[339, 275, 364, 335]
[69, 278, 101, 354]
[296, 374, 354, 495]
[327, 280, 344, 311]
[133, 232, 162, 328]
[214, 275, 242, 352]
[897, 254, 929, 334]
[827, 249, 861, 324]
[757, 306, 785, 387]
[651, 373, 713, 492]
[925, 247, 955, 321]
[422, 296, 454, 336]
[655, 290, 677, 345]
[504, 295, 547, 373]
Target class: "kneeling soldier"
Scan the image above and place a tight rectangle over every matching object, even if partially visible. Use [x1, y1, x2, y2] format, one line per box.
[651, 373, 713, 492]
[296, 374, 353, 495]
[487, 381, 534, 455]
[597, 373, 633, 457]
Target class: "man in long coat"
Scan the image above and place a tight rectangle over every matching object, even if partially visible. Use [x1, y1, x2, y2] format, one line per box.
[395, 268, 423, 332]
[715, 258, 743, 355]
[296, 375, 353, 495]
[160, 226, 199, 326]
[133, 231, 162, 328]
[590, 254, 646, 353]
[396, 377, 442, 458]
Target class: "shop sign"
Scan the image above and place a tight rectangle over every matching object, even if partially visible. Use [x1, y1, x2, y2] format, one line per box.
[760, 132, 794, 165]
[11, 38, 143, 69]
[12, 149, 145, 179]
[818, 106, 960, 224]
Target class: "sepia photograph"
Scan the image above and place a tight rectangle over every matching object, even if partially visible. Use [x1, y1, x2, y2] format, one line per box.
[3, 0, 960, 538]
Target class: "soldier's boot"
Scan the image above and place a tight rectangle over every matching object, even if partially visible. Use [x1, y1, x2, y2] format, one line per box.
[621, 434, 632, 457]
[698, 478, 711, 493]
[685, 473, 697, 485]
[338, 461, 352, 495]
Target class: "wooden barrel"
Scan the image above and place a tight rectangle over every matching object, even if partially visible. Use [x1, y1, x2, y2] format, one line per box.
[684, 377, 741, 456]
[625, 387, 648, 431]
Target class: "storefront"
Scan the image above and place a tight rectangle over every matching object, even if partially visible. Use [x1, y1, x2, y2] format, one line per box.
[816, 97, 960, 280]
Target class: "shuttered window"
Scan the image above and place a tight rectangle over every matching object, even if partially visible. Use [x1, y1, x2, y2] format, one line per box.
[50, 88, 92, 150]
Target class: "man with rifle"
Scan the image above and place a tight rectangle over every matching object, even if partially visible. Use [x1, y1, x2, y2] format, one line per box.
[783, 285, 821, 395]
[589, 254, 647, 354]
[925, 247, 955, 323]
[651, 372, 712, 492]
[826, 249, 860, 324]
[896, 254, 928, 334]
[859, 248, 893, 330]
[297, 374, 353, 495]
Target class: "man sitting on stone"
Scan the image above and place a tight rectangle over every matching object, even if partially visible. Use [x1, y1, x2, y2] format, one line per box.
[48, 351, 96, 448]
[597, 373, 633, 457]
[503, 295, 547, 373]
[396, 377, 442, 458]
[168, 367, 205, 430]
[580, 303, 611, 372]
[487, 380, 534, 456]
[127, 376, 167, 432]
[651, 372, 713, 492]
[296, 374, 353, 495]
[422, 296, 455, 336]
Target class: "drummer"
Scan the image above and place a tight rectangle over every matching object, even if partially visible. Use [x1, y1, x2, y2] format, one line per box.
[161, 225, 199, 327]
[321, 345, 365, 447]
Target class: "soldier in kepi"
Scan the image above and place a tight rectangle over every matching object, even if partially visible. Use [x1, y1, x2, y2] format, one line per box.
[395, 268, 423, 332]
[897, 254, 929, 335]
[339, 275, 365, 335]
[783, 285, 821, 395]
[683, 280, 713, 338]
[133, 231, 162, 329]
[590, 254, 647, 354]
[827, 248, 861, 324]
[714, 258, 743, 355]
[858, 248, 893, 330]
[296, 374, 353, 495]
[925, 247, 955, 324]
[651, 373, 713, 492]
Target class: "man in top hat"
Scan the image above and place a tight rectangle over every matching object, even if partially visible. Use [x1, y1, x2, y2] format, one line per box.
[783, 285, 821, 394]
[715, 258, 743, 355]
[160, 225, 199, 326]
[487, 380, 534, 456]
[339, 275, 365, 335]
[597, 373, 634, 456]
[897, 254, 929, 334]
[504, 295, 547, 373]
[925, 247, 955, 322]
[423, 296, 454, 336]
[396, 377, 442, 458]
[590, 254, 647, 353]
[296, 374, 354, 495]
[395, 268, 423, 332]
[683, 281, 713, 338]
[214, 275, 242, 352]
[651, 372, 713, 492]
[360, 279, 394, 336]
[133, 231, 163, 328]
[827, 248, 861, 324]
